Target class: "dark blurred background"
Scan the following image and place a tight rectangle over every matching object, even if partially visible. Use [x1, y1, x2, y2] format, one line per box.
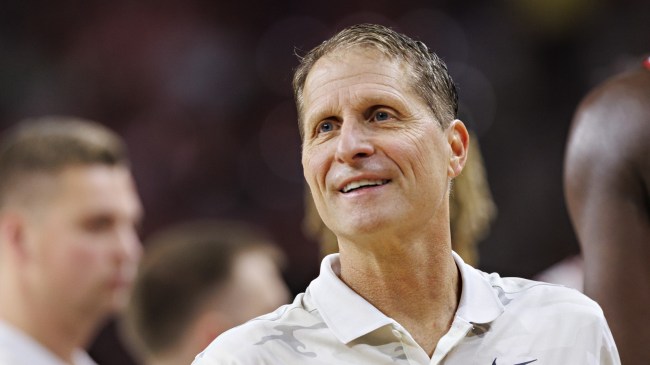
[1, 0, 648, 363]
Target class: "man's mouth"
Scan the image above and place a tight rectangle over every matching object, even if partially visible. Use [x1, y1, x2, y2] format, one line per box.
[341, 179, 390, 193]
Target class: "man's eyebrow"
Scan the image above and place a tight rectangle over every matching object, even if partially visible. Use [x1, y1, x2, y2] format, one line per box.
[304, 106, 339, 126]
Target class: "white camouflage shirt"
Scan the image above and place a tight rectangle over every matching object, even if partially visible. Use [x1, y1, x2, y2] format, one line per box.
[194, 253, 620, 365]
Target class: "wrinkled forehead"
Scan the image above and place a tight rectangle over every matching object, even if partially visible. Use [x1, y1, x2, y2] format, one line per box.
[303, 47, 415, 100]
[312, 45, 412, 79]
[302, 47, 428, 123]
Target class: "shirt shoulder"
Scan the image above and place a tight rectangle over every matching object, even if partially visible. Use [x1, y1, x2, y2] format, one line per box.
[466, 271, 619, 363]
[488, 273, 616, 348]
[193, 293, 328, 365]
[487, 272, 604, 317]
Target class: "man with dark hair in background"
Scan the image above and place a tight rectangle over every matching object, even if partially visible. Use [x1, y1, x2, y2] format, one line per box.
[0, 117, 143, 365]
[122, 219, 290, 365]
[194, 24, 619, 364]
[564, 57, 650, 365]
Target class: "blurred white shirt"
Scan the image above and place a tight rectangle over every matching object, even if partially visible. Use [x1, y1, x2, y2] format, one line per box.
[0, 321, 96, 365]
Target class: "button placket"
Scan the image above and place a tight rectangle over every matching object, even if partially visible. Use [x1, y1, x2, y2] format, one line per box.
[392, 329, 403, 340]
[390, 325, 431, 365]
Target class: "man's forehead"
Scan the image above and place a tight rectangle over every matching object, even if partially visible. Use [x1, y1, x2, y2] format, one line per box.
[304, 48, 410, 96]
[44, 165, 140, 210]
[309, 47, 403, 78]
[301, 49, 421, 115]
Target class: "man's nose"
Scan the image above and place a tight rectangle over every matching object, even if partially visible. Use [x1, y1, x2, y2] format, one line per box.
[335, 119, 375, 164]
[115, 226, 142, 263]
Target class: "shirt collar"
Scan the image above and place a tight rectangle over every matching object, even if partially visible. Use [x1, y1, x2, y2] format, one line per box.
[310, 252, 505, 344]
[452, 252, 505, 324]
[309, 254, 393, 344]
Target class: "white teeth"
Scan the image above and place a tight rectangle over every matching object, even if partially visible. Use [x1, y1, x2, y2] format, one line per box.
[342, 179, 388, 193]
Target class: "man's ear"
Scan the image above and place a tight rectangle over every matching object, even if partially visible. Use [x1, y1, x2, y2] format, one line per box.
[0, 211, 29, 261]
[447, 120, 470, 178]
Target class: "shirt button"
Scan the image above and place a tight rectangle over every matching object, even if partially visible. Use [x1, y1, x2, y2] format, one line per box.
[392, 329, 402, 339]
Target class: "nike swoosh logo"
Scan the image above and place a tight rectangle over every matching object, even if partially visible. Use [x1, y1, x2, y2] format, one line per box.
[492, 359, 538, 365]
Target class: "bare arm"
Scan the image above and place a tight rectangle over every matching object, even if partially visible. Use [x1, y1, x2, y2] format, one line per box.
[564, 68, 650, 365]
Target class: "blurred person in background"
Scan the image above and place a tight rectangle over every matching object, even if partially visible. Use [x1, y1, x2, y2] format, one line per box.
[194, 24, 619, 364]
[122, 219, 290, 365]
[0, 117, 143, 365]
[564, 56, 650, 365]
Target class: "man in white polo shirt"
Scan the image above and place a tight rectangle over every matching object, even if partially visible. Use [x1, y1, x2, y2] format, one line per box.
[194, 23, 619, 364]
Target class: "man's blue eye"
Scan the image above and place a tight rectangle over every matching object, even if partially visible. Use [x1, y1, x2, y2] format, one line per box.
[319, 121, 333, 133]
[375, 111, 390, 121]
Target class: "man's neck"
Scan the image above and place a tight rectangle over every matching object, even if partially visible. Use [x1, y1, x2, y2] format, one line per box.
[147, 345, 196, 365]
[338, 235, 461, 357]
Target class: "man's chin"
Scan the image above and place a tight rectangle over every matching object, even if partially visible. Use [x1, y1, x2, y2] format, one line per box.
[334, 218, 388, 238]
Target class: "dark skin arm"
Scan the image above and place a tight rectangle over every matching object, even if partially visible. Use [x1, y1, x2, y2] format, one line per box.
[564, 66, 650, 365]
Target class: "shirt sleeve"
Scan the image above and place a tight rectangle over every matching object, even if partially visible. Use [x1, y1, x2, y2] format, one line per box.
[596, 314, 621, 365]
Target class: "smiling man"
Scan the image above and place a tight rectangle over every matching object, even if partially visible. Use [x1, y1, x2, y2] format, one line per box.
[0, 117, 143, 365]
[193, 24, 619, 365]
